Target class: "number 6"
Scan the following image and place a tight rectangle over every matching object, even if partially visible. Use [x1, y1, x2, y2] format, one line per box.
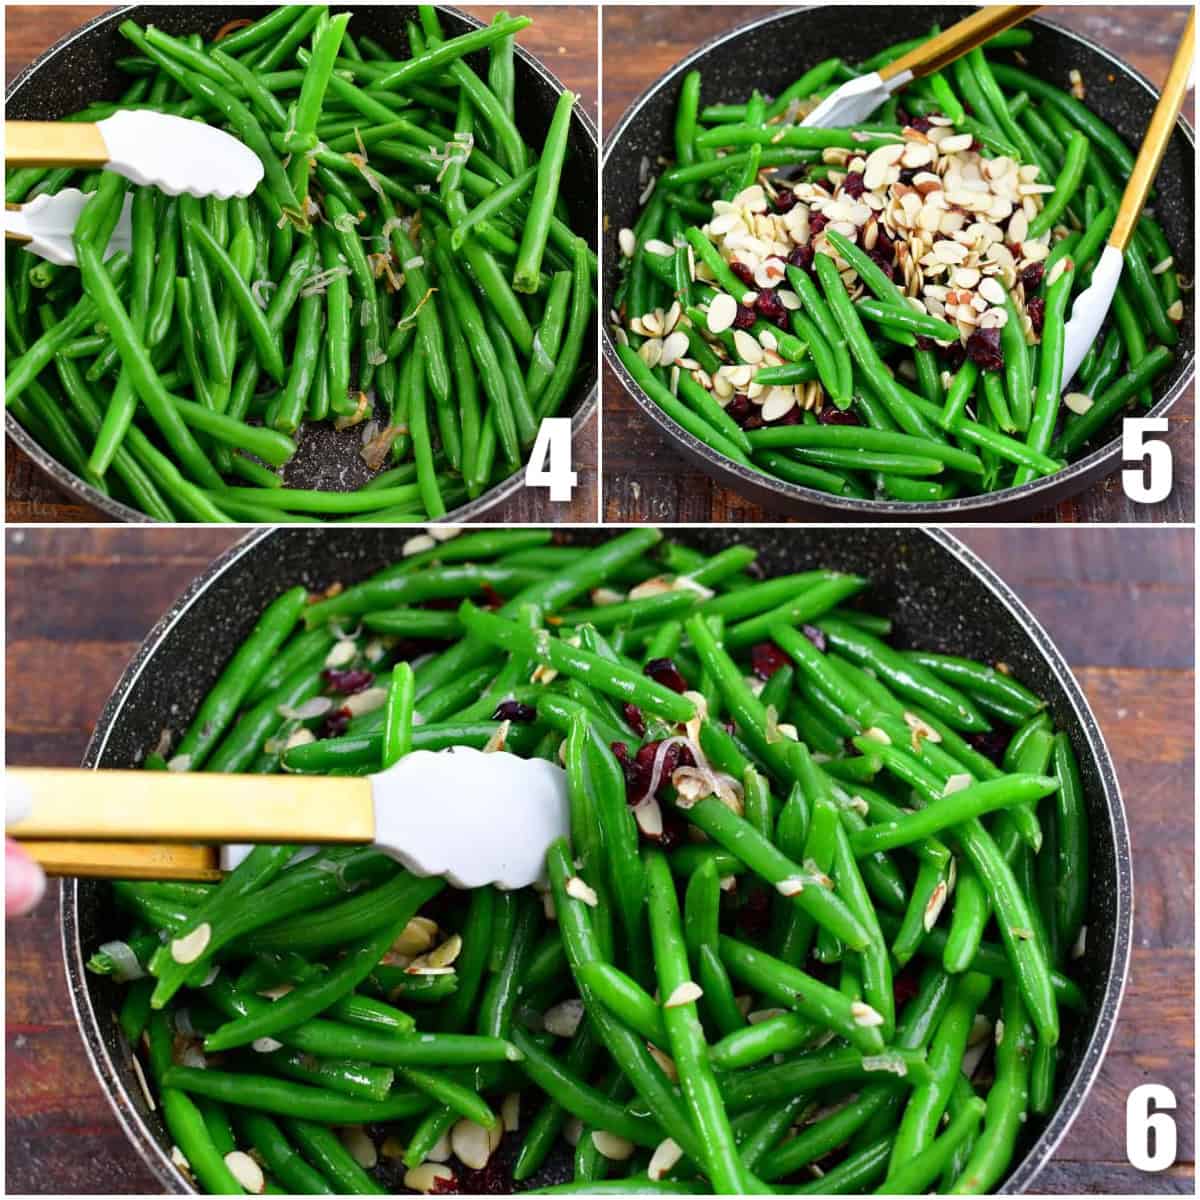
[1126, 1083, 1177, 1171]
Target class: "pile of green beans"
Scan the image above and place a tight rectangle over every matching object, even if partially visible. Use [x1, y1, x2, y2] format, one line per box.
[612, 24, 1183, 504]
[6, 5, 594, 523]
[91, 527, 1091, 1194]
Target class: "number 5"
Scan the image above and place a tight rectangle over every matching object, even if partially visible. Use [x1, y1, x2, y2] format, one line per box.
[1122, 418, 1172, 503]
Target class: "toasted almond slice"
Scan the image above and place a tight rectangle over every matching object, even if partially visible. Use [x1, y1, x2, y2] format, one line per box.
[341, 1126, 378, 1169]
[171, 923, 211, 965]
[707, 292, 738, 334]
[544, 998, 586, 1037]
[405, 1163, 455, 1193]
[592, 1131, 635, 1162]
[224, 1151, 265, 1193]
[648, 1139, 684, 1181]
[665, 981, 704, 1008]
[566, 876, 599, 907]
[451, 1119, 493, 1170]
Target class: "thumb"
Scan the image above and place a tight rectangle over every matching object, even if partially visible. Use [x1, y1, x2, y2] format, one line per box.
[7, 839, 46, 917]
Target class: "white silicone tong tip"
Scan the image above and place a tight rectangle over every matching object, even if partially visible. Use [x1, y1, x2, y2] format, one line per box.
[370, 748, 571, 890]
[95, 110, 264, 199]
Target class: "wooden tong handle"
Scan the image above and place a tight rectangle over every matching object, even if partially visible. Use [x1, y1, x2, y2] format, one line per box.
[7, 767, 375, 844]
[6, 121, 110, 168]
[23, 841, 222, 881]
[880, 6, 1041, 82]
[1109, 9, 1194, 251]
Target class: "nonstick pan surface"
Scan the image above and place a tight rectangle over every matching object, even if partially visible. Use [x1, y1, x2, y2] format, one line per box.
[6, 5, 599, 523]
[602, 8, 1194, 520]
[65, 526, 1130, 1193]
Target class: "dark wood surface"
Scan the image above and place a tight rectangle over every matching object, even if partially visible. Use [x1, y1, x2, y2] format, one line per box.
[6, 526, 1193, 1193]
[601, 6, 1194, 524]
[4, 5, 599, 524]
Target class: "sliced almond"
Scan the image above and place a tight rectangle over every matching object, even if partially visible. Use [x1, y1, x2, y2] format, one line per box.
[224, 1152, 264, 1194]
[451, 1119, 493, 1170]
[706, 292, 738, 334]
[665, 981, 704, 1008]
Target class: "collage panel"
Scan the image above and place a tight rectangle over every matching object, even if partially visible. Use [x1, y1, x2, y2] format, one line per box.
[601, 5, 1193, 522]
[5, 524, 1195, 1193]
[1, 1, 1197, 1198]
[6, 3, 599, 524]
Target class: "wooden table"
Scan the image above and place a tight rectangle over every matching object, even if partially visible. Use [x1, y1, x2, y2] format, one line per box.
[602, 6, 1194, 523]
[5, 5, 599, 523]
[6, 526, 1193, 1193]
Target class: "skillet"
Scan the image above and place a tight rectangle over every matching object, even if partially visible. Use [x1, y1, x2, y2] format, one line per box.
[63, 525, 1131, 1192]
[5, 4, 599, 523]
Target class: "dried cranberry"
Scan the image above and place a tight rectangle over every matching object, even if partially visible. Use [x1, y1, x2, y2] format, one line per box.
[1019, 261, 1044, 292]
[1026, 296, 1045, 337]
[492, 700, 536, 723]
[892, 964, 921, 1008]
[801, 624, 827, 652]
[726, 394, 753, 426]
[750, 641, 789, 680]
[915, 334, 937, 352]
[909, 115, 933, 133]
[622, 702, 646, 737]
[732, 304, 758, 330]
[969, 138, 982, 153]
[897, 167, 918, 186]
[479, 582, 505, 610]
[873, 226, 895, 260]
[773, 188, 798, 214]
[623, 739, 696, 806]
[818, 407, 861, 426]
[653, 806, 691, 851]
[429, 1174, 460, 1195]
[943, 339, 966, 371]
[895, 108, 912, 127]
[966, 728, 1012, 766]
[787, 243, 814, 273]
[318, 707, 351, 740]
[755, 289, 786, 324]
[729, 260, 756, 287]
[737, 885, 772, 938]
[965, 326, 1004, 372]
[808, 211, 829, 237]
[645, 657, 688, 694]
[611, 741, 642, 792]
[322, 668, 375, 695]
[841, 171, 866, 199]
[867, 247, 896, 282]
[743, 413, 765, 430]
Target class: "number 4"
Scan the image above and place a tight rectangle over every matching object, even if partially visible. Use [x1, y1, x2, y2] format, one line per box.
[525, 418, 578, 502]
[1122, 418, 1172, 503]
[1126, 1083, 1177, 1171]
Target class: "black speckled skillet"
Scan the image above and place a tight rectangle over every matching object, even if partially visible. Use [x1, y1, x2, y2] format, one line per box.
[6, 4, 598, 523]
[63, 526, 1130, 1193]
[603, 7, 1194, 520]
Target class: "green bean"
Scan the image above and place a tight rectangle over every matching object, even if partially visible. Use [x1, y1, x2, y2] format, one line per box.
[645, 851, 751, 1193]
[173, 586, 308, 770]
[514, 88, 576, 292]
[233, 1111, 334, 1195]
[283, 1117, 386, 1194]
